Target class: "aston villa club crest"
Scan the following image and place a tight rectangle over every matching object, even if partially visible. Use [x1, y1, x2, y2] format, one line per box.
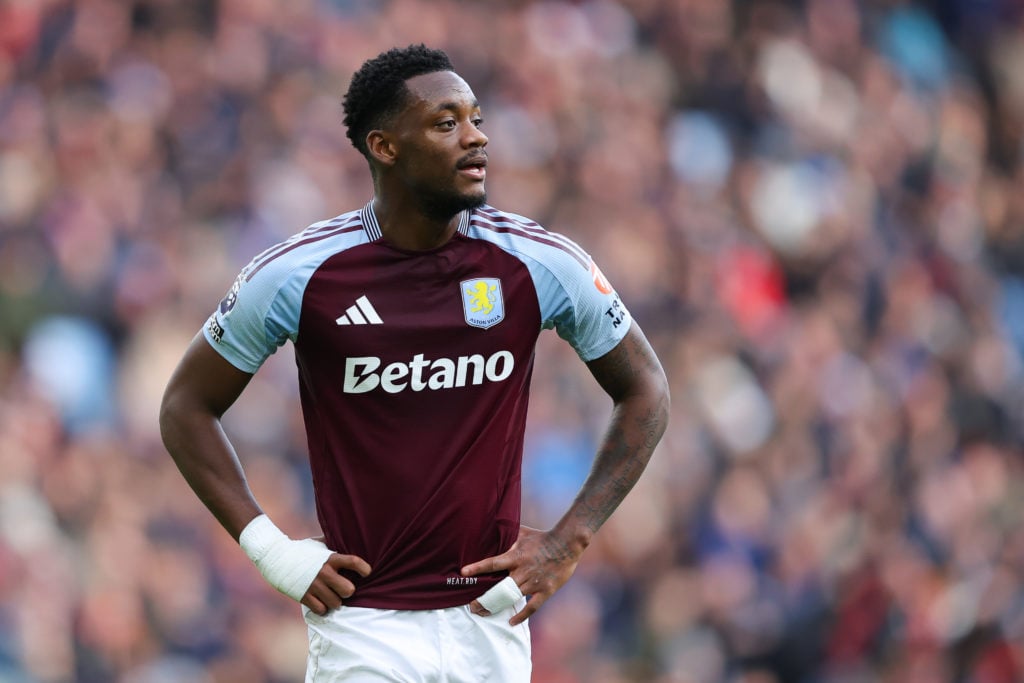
[461, 278, 504, 329]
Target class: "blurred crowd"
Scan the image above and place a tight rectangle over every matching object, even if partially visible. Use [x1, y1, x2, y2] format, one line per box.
[2, 0, 1024, 681]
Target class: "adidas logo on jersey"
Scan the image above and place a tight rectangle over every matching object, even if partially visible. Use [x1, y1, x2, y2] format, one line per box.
[336, 295, 383, 325]
[343, 351, 515, 394]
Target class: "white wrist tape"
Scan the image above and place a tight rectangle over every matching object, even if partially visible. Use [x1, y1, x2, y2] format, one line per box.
[476, 576, 524, 614]
[239, 514, 333, 602]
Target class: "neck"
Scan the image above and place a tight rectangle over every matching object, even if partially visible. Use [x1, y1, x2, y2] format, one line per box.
[372, 195, 462, 251]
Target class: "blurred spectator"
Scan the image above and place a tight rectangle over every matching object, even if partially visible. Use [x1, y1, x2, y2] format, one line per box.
[2, 0, 1024, 681]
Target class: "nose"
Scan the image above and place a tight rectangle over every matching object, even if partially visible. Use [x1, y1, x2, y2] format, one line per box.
[464, 123, 488, 148]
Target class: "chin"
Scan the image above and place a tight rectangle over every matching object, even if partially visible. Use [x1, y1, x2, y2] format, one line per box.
[421, 189, 487, 221]
[465, 189, 487, 208]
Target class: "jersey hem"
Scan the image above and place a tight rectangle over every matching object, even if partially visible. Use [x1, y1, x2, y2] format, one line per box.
[341, 580, 506, 611]
[342, 597, 473, 610]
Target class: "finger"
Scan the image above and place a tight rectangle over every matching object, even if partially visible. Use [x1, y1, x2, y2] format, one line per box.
[310, 578, 345, 610]
[461, 553, 512, 577]
[302, 594, 328, 616]
[329, 553, 372, 577]
[319, 568, 357, 599]
[509, 594, 544, 626]
[468, 599, 491, 617]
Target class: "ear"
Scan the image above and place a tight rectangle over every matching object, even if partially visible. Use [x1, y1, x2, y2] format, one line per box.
[366, 131, 397, 168]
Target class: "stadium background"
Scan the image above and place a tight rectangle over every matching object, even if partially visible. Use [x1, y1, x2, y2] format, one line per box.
[2, 0, 1024, 681]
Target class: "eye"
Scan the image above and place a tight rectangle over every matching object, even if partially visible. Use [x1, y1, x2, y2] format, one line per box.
[436, 119, 456, 130]
[472, 117, 484, 128]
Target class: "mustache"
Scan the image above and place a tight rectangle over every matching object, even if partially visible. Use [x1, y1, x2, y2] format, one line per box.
[456, 152, 488, 169]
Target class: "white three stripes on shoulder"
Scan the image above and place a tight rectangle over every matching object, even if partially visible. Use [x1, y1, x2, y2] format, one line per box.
[336, 295, 383, 325]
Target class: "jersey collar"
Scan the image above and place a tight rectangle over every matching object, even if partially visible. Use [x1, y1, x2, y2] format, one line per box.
[360, 200, 471, 242]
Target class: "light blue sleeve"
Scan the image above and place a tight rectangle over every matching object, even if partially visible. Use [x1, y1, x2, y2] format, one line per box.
[527, 247, 631, 362]
[201, 212, 367, 373]
[469, 214, 631, 361]
[202, 257, 308, 374]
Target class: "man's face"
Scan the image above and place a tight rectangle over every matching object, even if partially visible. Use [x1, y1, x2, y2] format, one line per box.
[390, 70, 489, 220]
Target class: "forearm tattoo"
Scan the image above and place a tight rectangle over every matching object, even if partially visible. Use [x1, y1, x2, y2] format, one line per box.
[573, 328, 669, 535]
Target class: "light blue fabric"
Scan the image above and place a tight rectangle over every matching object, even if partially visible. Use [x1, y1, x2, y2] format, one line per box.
[204, 205, 631, 373]
[202, 211, 367, 373]
[466, 209, 631, 361]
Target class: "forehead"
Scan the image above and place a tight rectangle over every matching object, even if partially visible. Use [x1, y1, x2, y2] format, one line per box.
[403, 71, 478, 111]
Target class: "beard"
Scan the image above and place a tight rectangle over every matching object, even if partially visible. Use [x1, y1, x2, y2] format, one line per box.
[416, 182, 487, 222]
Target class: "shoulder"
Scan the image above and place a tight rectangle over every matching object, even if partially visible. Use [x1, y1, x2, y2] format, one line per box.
[466, 205, 591, 271]
[241, 209, 369, 287]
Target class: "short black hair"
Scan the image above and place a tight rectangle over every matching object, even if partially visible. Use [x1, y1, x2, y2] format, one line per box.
[342, 44, 455, 157]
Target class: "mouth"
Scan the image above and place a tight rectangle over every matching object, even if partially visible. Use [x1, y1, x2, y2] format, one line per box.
[457, 155, 487, 180]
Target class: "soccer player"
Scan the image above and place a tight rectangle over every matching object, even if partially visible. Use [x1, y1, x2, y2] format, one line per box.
[160, 44, 669, 682]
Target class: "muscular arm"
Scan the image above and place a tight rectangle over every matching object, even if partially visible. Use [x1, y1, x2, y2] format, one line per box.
[463, 321, 670, 624]
[160, 334, 370, 613]
[563, 321, 670, 543]
[159, 334, 261, 540]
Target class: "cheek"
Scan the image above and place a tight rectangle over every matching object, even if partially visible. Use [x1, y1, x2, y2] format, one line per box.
[404, 145, 451, 175]
[417, 155, 457, 185]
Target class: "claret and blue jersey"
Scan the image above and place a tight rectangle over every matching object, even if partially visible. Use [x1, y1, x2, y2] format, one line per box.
[203, 201, 631, 609]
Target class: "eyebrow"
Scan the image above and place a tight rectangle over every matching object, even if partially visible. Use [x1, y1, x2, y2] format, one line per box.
[433, 99, 481, 113]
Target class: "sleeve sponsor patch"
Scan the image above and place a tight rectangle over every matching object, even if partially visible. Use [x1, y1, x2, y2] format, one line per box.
[604, 296, 627, 329]
[207, 317, 225, 343]
[590, 260, 614, 295]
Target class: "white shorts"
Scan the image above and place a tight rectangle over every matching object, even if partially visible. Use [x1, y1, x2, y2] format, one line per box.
[301, 598, 531, 682]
